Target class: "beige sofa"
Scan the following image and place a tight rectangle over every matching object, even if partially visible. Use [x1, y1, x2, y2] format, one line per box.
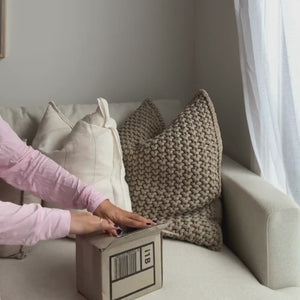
[0, 99, 300, 300]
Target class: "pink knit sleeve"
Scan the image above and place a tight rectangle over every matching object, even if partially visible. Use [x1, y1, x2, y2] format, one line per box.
[0, 201, 70, 246]
[0, 118, 108, 213]
[0, 118, 108, 245]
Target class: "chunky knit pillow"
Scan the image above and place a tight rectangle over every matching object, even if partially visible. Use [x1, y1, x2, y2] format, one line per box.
[119, 90, 223, 250]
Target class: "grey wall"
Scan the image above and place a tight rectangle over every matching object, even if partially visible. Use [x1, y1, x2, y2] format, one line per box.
[195, 0, 252, 169]
[0, 0, 253, 168]
[0, 0, 196, 107]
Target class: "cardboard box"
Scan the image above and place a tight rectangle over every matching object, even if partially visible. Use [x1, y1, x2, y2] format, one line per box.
[76, 223, 167, 300]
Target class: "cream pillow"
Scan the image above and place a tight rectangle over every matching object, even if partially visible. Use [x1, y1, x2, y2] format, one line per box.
[28, 98, 132, 212]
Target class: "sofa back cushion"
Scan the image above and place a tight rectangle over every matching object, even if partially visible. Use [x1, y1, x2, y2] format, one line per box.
[0, 98, 184, 257]
[0, 99, 184, 144]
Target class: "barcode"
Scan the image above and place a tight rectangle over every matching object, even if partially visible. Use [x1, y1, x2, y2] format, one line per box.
[112, 249, 141, 281]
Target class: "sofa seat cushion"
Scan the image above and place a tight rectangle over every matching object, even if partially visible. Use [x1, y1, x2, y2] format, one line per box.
[0, 239, 299, 300]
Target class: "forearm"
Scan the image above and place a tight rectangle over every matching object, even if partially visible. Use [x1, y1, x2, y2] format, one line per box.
[3, 147, 107, 212]
[0, 118, 108, 212]
[0, 201, 70, 246]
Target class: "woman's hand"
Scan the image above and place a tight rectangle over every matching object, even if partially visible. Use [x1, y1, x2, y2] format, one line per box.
[69, 211, 118, 236]
[94, 199, 156, 229]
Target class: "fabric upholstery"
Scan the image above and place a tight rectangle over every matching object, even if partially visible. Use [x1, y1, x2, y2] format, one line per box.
[0, 99, 184, 145]
[0, 100, 299, 298]
[0, 238, 299, 300]
[222, 155, 300, 289]
[119, 90, 223, 250]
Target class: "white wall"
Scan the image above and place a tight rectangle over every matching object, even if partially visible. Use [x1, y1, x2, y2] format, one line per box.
[0, 0, 196, 107]
[195, 0, 252, 169]
[0, 0, 253, 168]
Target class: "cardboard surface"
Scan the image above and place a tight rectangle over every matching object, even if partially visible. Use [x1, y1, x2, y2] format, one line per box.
[76, 224, 167, 300]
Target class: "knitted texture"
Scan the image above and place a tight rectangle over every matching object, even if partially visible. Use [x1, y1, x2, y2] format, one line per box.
[119, 90, 223, 250]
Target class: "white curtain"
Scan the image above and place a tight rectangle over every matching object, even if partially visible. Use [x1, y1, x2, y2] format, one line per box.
[234, 0, 300, 205]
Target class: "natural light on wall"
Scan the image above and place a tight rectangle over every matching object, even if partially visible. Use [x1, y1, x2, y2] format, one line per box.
[234, 0, 300, 205]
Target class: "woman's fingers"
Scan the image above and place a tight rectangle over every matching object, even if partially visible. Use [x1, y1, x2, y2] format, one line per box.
[117, 212, 156, 229]
[68, 211, 157, 239]
[69, 211, 156, 237]
[93, 199, 157, 230]
[129, 212, 156, 225]
[70, 212, 118, 236]
[120, 218, 146, 229]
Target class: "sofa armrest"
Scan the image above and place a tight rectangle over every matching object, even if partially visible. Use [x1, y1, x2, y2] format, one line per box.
[221, 155, 300, 289]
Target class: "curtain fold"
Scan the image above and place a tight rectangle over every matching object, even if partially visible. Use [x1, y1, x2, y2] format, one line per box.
[234, 0, 300, 205]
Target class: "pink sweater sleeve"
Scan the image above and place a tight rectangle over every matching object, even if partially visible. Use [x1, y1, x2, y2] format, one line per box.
[0, 201, 70, 246]
[0, 118, 108, 245]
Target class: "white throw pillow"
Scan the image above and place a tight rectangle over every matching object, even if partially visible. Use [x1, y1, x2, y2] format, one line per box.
[28, 98, 132, 212]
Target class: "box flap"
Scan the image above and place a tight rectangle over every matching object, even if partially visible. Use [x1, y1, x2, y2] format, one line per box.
[108, 223, 168, 249]
[81, 223, 168, 250]
[78, 231, 115, 250]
